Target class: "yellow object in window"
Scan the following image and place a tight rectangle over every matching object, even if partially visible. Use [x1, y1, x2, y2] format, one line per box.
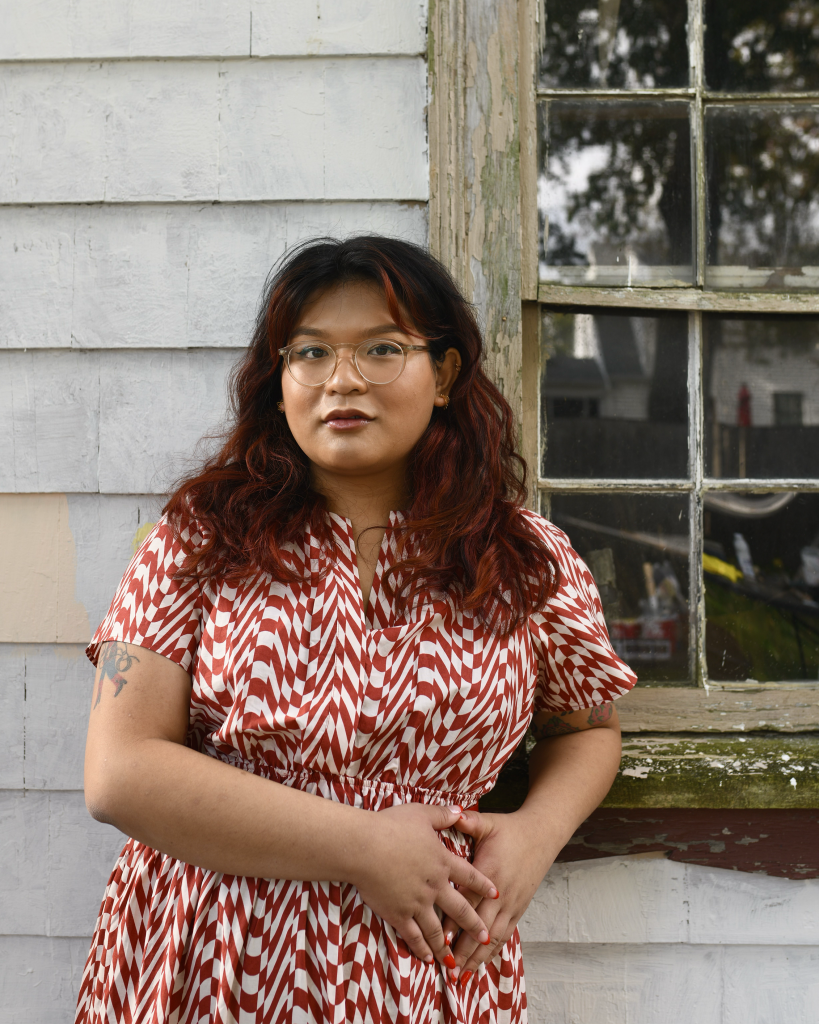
[703, 553, 743, 583]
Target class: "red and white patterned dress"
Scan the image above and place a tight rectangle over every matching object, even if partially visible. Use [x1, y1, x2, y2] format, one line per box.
[76, 510, 635, 1024]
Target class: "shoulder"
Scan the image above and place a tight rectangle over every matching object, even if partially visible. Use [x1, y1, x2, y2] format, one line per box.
[517, 509, 590, 581]
[517, 507, 570, 549]
[518, 508, 606, 627]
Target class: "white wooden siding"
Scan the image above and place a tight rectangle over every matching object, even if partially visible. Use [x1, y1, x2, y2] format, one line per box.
[0, 0, 426, 60]
[0, 3, 429, 1017]
[0, 203, 426, 349]
[0, 59, 426, 203]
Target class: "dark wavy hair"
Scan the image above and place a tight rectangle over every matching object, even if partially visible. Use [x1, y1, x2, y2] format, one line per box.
[164, 235, 559, 631]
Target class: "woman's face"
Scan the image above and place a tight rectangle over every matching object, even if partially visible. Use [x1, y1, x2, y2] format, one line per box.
[280, 280, 460, 490]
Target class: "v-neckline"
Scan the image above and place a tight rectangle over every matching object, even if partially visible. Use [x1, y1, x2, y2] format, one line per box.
[329, 511, 402, 629]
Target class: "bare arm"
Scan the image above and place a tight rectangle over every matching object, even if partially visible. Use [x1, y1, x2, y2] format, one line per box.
[85, 641, 498, 965]
[520, 702, 622, 865]
[443, 703, 622, 982]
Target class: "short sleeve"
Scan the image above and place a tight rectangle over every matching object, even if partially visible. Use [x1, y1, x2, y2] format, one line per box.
[524, 511, 637, 713]
[86, 516, 204, 674]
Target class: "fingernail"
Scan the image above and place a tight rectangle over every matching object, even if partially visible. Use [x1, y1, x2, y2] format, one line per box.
[489, 887, 500, 899]
[425, 954, 434, 963]
[449, 804, 463, 815]
[478, 929, 490, 944]
[449, 966, 460, 981]
[460, 970, 473, 986]
[444, 931, 454, 946]
[443, 953, 457, 969]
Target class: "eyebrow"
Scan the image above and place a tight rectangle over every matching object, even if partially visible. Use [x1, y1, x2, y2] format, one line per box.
[289, 323, 405, 340]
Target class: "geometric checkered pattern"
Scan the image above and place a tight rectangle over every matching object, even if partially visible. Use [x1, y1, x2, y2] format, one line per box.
[76, 511, 635, 1023]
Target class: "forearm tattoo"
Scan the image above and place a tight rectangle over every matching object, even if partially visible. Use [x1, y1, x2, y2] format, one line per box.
[531, 702, 614, 741]
[93, 642, 139, 709]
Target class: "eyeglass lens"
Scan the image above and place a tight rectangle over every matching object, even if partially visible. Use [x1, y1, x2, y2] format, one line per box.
[287, 341, 406, 385]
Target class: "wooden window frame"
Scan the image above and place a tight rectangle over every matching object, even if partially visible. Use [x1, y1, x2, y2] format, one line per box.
[427, 0, 819, 769]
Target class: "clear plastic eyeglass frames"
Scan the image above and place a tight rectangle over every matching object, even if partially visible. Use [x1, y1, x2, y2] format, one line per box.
[279, 340, 429, 387]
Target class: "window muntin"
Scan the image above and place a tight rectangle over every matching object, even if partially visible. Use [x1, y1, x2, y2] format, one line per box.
[538, 2, 819, 293]
[536, 3, 819, 685]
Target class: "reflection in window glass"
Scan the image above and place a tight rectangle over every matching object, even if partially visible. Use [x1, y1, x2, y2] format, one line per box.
[704, 316, 819, 478]
[704, 492, 819, 680]
[539, 102, 693, 286]
[542, 309, 688, 478]
[546, 493, 690, 682]
[541, 0, 689, 90]
[705, 0, 819, 93]
[705, 106, 819, 290]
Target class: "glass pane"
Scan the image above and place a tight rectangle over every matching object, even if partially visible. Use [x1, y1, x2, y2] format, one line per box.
[704, 315, 819, 478]
[541, 0, 689, 90]
[705, 492, 819, 681]
[541, 309, 689, 478]
[705, 106, 819, 290]
[705, 0, 819, 93]
[539, 101, 693, 286]
[545, 492, 691, 683]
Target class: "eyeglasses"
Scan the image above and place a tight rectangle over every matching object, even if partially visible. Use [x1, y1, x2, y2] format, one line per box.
[278, 339, 430, 387]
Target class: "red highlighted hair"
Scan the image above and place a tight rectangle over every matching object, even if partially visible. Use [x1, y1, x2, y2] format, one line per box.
[164, 236, 559, 631]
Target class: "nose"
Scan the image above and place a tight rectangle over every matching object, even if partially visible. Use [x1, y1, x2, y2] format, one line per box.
[324, 346, 369, 395]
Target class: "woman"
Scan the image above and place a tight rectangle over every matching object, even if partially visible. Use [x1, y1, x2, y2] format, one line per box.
[77, 236, 636, 1024]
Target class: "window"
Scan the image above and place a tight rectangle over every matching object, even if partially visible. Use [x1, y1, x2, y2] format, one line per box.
[537, 0, 819, 684]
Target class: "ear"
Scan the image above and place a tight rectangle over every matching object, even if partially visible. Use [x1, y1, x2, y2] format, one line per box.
[433, 347, 462, 407]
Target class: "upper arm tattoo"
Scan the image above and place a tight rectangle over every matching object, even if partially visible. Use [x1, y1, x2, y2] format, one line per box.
[531, 715, 582, 740]
[93, 642, 139, 709]
[587, 702, 614, 726]
[531, 702, 614, 741]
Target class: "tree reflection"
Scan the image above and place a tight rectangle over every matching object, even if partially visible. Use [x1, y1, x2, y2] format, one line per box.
[705, 0, 819, 92]
[540, 103, 691, 271]
[540, 0, 819, 285]
[707, 108, 819, 274]
[541, 0, 688, 89]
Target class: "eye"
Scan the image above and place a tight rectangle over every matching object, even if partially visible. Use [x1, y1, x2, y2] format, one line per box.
[293, 344, 330, 360]
[365, 341, 403, 357]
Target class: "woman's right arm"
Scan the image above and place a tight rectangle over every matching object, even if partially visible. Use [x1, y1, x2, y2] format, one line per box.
[84, 641, 495, 965]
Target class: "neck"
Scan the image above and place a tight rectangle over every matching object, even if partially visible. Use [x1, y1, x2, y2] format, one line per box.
[312, 464, 408, 527]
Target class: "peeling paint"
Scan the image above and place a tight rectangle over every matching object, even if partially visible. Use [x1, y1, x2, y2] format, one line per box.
[483, 733, 819, 811]
[131, 522, 156, 554]
[556, 809, 819, 880]
[428, 0, 523, 421]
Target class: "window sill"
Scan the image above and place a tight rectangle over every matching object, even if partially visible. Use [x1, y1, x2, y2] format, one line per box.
[617, 685, 819, 733]
[482, 732, 819, 811]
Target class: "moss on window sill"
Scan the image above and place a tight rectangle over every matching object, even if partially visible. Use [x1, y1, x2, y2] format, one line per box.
[479, 734, 819, 812]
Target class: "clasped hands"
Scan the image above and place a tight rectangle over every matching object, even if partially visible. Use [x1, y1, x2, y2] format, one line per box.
[354, 802, 551, 985]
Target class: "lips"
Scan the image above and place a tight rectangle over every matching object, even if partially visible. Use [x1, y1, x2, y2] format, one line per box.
[322, 409, 373, 429]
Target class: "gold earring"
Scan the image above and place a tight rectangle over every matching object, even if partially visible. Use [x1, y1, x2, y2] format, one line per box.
[438, 394, 450, 408]
[277, 401, 285, 413]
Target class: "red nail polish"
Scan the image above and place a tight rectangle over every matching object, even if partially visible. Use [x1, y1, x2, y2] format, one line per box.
[460, 970, 473, 986]
[443, 953, 457, 969]
[444, 931, 454, 946]
[490, 888, 500, 900]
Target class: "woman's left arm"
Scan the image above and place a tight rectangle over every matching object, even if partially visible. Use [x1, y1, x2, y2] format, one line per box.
[443, 703, 622, 984]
